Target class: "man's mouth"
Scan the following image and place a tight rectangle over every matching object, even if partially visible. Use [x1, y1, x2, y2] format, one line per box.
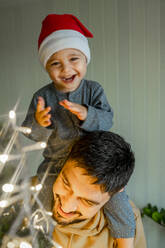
[54, 194, 81, 220]
[57, 206, 77, 219]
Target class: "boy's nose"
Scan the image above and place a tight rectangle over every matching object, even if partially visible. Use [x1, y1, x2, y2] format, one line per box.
[61, 194, 77, 213]
[61, 63, 72, 74]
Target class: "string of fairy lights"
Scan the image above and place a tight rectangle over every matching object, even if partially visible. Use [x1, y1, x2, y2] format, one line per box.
[0, 109, 61, 248]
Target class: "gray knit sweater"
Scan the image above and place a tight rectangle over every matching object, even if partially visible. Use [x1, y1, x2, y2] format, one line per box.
[22, 79, 113, 166]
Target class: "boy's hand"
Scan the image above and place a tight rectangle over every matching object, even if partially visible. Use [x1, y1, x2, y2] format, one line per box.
[35, 96, 51, 127]
[59, 99, 87, 121]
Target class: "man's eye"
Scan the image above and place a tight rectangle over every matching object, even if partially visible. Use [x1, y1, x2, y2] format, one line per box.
[82, 199, 95, 207]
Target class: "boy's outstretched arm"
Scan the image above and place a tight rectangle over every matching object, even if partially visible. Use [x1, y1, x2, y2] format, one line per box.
[115, 238, 134, 248]
[59, 83, 113, 131]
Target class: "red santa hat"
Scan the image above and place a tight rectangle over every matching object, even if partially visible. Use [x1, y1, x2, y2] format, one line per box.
[38, 14, 93, 68]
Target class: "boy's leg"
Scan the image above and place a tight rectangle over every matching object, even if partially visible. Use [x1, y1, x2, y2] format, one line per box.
[104, 190, 135, 238]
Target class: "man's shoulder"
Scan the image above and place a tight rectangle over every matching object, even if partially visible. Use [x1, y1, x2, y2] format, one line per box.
[129, 201, 141, 220]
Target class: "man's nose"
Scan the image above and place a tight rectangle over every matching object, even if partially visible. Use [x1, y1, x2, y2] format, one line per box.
[61, 194, 78, 213]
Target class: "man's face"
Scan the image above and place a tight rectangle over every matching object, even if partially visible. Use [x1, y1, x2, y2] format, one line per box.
[46, 48, 87, 93]
[52, 160, 110, 225]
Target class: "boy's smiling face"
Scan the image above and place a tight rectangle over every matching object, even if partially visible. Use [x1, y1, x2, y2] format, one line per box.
[52, 159, 110, 225]
[46, 48, 87, 93]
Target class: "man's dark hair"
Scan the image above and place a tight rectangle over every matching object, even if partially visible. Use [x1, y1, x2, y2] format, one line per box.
[68, 131, 135, 194]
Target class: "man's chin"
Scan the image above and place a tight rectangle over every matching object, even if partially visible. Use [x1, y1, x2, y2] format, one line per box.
[53, 213, 86, 226]
[53, 195, 86, 225]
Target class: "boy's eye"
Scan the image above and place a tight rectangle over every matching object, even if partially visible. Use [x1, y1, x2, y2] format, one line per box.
[70, 57, 79, 62]
[51, 61, 60, 66]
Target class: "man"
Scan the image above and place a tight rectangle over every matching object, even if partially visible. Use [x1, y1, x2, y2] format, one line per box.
[37, 130, 146, 248]
[1, 131, 146, 248]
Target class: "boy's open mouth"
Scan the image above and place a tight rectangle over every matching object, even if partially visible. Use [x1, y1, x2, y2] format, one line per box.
[62, 75, 76, 82]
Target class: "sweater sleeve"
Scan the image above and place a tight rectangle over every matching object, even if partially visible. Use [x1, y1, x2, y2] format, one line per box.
[80, 84, 113, 131]
[21, 95, 52, 142]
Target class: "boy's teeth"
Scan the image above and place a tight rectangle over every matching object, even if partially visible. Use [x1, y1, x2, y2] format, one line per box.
[63, 76, 74, 81]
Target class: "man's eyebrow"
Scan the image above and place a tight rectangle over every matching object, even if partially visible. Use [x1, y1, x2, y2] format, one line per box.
[81, 197, 100, 205]
[61, 171, 71, 186]
[62, 170, 100, 205]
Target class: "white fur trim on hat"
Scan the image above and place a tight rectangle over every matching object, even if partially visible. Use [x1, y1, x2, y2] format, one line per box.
[38, 30, 91, 68]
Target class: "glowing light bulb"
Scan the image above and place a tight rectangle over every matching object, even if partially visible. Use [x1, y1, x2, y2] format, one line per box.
[2, 183, 14, 192]
[35, 184, 42, 191]
[0, 200, 8, 208]
[9, 110, 16, 119]
[46, 211, 53, 216]
[40, 142, 46, 148]
[20, 241, 32, 248]
[22, 141, 47, 152]
[0, 154, 8, 163]
[30, 186, 35, 191]
[25, 128, 31, 134]
[16, 127, 31, 134]
[7, 242, 16, 248]
[31, 184, 42, 191]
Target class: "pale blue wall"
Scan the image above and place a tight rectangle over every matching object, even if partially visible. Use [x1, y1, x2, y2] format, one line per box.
[0, 0, 164, 246]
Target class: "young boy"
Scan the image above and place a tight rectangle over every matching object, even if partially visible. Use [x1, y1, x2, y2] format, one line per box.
[22, 14, 135, 247]
[22, 14, 113, 173]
